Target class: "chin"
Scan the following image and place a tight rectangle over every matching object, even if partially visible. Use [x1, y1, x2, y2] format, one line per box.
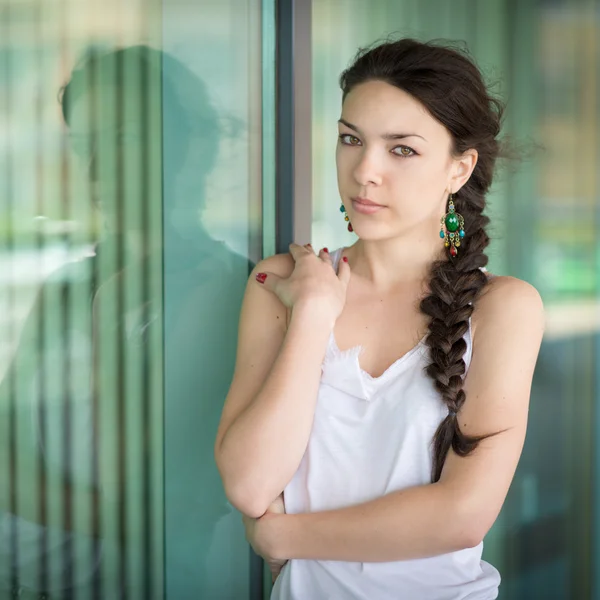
[346, 229, 394, 242]
[348, 226, 390, 242]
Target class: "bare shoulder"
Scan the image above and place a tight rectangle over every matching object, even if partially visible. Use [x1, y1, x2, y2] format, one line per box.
[472, 274, 545, 347]
[251, 251, 295, 279]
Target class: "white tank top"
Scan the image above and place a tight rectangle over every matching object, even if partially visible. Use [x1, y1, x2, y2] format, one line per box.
[271, 247, 500, 600]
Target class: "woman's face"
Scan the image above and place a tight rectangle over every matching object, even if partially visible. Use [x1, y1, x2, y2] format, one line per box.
[336, 80, 468, 241]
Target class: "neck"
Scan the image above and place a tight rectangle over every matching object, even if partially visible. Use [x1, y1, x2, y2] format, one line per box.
[346, 230, 446, 293]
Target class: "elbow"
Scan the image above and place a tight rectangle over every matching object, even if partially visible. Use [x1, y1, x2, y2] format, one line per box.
[454, 504, 491, 550]
[443, 524, 481, 553]
[214, 441, 280, 518]
[465, 516, 493, 549]
[460, 529, 484, 550]
[215, 454, 270, 518]
[448, 522, 483, 552]
[441, 489, 487, 550]
[223, 481, 269, 519]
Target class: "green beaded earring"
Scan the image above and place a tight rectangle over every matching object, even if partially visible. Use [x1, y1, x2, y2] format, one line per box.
[439, 193, 465, 257]
[340, 203, 353, 232]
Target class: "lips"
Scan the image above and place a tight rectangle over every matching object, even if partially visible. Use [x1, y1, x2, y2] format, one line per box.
[351, 197, 385, 215]
[353, 196, 384, 207]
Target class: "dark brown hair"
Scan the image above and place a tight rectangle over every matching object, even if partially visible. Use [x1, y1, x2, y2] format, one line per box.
[339, 37, 505, 483]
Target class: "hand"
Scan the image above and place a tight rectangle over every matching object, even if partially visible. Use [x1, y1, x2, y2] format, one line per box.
[242, 493, 288, 584]
[256, 243, 351, 325]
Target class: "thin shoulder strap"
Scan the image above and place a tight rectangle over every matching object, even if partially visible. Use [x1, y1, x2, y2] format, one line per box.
[331, 247, 344, 271]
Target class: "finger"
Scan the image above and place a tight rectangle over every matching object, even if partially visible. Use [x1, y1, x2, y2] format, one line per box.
[337, 254, 351, 285]
[254, 270, 281, 293]
[288, 242, 311, 261]
[318, 247, 332, 266]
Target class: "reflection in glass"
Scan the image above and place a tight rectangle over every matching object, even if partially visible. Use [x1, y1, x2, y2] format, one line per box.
[0, 37, 260, 598]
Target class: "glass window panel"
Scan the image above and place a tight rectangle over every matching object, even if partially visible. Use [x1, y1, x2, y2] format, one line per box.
[161, 1, 265, 598]
[0, 0, 269, 598]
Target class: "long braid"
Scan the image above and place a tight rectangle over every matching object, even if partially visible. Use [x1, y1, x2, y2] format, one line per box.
[420, 186, 492, 483]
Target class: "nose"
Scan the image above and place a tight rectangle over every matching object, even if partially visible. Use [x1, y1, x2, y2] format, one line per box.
[352, 148, 383, 187]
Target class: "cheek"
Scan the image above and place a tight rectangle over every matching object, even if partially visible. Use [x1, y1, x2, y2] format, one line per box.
[335, 144, 347, 163]
[391, 157, 446, 188]
[387, 160, 448, 216]
[335, 147, 353, 178]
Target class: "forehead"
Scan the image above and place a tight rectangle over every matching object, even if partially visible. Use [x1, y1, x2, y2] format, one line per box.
[341, 80, 445, 139]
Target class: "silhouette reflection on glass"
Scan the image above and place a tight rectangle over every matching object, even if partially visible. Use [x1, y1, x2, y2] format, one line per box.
[0, 45, 253, 598]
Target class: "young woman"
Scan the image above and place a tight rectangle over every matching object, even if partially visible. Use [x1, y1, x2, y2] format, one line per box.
[215, 38, 544, 599]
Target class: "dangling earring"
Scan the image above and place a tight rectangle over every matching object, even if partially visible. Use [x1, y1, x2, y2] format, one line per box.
[439, 193, 465, 257]
[340, 203, 353, 232]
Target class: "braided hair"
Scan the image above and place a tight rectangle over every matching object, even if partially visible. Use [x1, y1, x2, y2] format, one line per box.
[339, 38, 505, 483]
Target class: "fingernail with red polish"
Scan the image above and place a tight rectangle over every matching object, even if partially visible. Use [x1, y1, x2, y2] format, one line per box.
[256, 273, 267, 284]
[323, 247, 329, 253]
[342, 256, 348, 263]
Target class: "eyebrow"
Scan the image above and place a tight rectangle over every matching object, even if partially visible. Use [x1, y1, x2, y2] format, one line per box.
[338, 118, 427, 142]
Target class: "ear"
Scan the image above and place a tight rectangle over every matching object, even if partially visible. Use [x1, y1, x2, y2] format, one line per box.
[449, 149, 478, 193]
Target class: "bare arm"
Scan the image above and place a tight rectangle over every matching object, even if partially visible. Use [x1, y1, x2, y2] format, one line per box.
[218, 306, 332, 518]
[263, 276, 544, 562]
[215, 247, 350, 518]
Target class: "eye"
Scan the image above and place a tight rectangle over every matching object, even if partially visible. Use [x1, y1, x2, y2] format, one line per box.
[339, 133, 361, 146]
[392, 145, 416, 157]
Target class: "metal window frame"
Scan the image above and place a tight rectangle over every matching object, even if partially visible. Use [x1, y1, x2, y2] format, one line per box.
[275, 0, 312, 255]
[252, 1, 313, 598]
